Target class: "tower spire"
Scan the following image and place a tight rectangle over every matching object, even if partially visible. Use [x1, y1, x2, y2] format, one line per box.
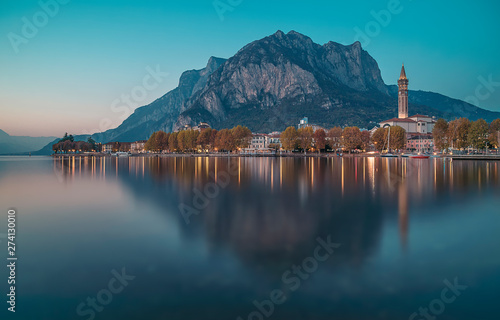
[398, 64, 409, 118]
[399, 63, 407, 80]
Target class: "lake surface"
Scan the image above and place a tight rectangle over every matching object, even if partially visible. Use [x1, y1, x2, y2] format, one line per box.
[0, 156, 499, 320]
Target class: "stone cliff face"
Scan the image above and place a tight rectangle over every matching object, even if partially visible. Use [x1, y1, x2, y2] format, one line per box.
[92, 57, 226, 142]
[175, 30, 390, 132]
[86, 30, 499, 143]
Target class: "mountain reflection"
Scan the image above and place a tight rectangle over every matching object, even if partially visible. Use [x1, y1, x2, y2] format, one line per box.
[52, 156, 500, 271]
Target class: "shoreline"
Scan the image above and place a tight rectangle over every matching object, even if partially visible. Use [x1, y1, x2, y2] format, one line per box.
[48, 153, 500, 160]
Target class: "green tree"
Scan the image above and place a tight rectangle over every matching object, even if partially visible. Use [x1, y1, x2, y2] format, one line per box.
[371, 128, 387, 152]
[87, 137, 97, 151]
[280, 127, 298, 152]
[297, 127, 314, 153]
[342, 127, 362, 153]
[313, 129, 326, 153]
[433, 118, 449, 151]
[60, 132, 75, 143]
[468, 119, 489, 150]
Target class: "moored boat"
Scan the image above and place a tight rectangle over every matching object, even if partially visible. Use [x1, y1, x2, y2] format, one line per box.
[410, 154, 430, 159]
[381, 153, 398, 158]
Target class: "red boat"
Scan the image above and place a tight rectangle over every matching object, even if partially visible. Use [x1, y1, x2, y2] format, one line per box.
[410, 154, 430, 159]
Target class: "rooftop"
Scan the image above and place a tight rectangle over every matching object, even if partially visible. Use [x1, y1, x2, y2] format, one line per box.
[381, 118, 416, 123]
[409, 114, 432, 118]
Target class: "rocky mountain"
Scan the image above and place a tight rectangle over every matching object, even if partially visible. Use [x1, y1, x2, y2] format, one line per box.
[0, 129, 57, 155]
[92, 57, 227, 143]
[176, 30, 397, 132]
[35, 30, 500, 149]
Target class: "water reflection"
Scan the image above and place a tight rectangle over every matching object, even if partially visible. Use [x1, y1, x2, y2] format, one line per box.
[2, 155, 500, 320]
[51, 156, 500, 262]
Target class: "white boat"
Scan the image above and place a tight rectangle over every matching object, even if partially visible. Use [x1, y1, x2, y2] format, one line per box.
[112, 152, 130, 157]
[380, 126, 399, 158]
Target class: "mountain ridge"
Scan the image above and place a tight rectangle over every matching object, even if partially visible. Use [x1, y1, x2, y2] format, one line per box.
[0, 130, 58, 155]
[31, 30, 500, 153]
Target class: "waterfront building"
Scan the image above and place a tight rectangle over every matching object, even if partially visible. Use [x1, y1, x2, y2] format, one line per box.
[267, 132, 282, 148]
[406, 134, 435, 152]
[250, 134, 268, 149]
[103, 142, 114, 153]
[131, 140, 147, 153]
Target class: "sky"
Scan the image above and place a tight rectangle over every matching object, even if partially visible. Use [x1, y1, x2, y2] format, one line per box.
[1, 0, 499, 137]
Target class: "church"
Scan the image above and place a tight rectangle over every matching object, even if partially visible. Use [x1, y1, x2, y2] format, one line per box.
[379, 65, 437, 152]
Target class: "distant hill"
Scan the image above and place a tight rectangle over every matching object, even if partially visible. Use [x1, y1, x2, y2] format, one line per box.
[386, 85, 500, 122]
[0, 130, 57, 155]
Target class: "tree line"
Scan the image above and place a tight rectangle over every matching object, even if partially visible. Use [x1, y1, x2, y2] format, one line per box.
[52, 133, 99, 153]
[145, 125, 252, 153]
[432, 118, 500, 151]
[280, 126, 406, 153]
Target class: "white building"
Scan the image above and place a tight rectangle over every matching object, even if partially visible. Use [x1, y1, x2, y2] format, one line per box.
[103, 142, 114, 153]
[380, 114, 436, 134]
[250, 134, 268, 149]
[241, 133, 280, 154]
[131, 140, 147, 153]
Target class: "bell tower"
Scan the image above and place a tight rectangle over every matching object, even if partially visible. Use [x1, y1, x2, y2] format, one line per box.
[398, 64, 409, 119]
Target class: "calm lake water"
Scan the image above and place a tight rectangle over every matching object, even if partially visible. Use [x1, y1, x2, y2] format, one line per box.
[0, 155, 499, 320]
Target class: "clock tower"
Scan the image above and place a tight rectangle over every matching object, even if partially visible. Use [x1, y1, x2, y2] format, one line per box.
[398, 64, 409, 119]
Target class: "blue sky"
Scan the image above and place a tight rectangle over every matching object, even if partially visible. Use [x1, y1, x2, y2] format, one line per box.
[1, 0, 499, 136]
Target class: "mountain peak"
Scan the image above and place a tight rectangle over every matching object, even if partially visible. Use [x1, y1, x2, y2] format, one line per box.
[0, 129, 9, 138]
[205, 56, 226, 72]
[87, 30, 499, 141]
[273, 30, 285, 37]
[351, 41, 363, 51]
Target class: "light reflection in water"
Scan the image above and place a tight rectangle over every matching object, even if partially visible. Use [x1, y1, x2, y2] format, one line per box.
[49, 156, 500, 254]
